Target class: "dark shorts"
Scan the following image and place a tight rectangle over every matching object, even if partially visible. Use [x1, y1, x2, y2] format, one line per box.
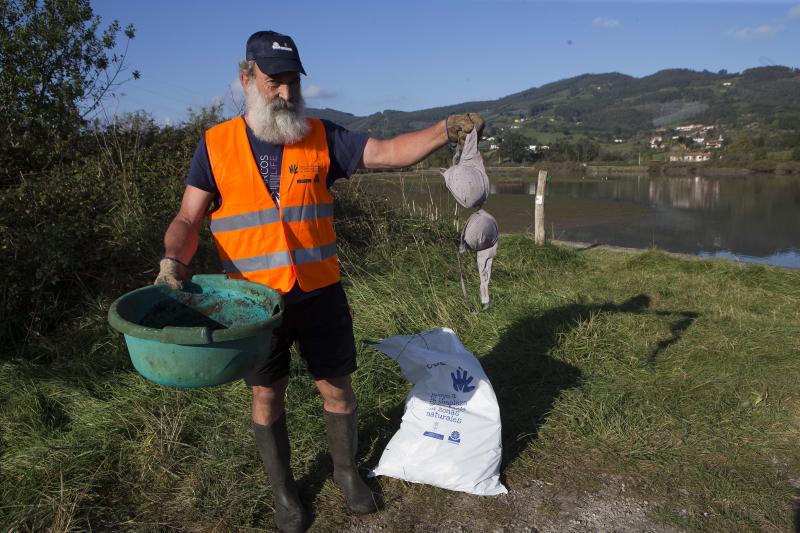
[244, 282, 357, 387]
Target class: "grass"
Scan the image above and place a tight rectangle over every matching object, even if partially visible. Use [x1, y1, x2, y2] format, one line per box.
[1, 187, 799, 531]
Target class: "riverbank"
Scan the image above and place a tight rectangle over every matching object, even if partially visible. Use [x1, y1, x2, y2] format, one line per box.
[550, 239, 800, 271]
[582, 160, 800, 177]
[358, 160, 800, 180]
[2, 205, 798, 531]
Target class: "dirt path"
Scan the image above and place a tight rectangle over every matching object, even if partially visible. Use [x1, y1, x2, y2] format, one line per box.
[348, 478, 684, 532]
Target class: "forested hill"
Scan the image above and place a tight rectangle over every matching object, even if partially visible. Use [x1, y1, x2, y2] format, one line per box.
[308, 66, 800, 138]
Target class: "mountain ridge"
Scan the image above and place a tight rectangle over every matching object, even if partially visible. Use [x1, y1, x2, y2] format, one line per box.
[307, 66, 800, 140]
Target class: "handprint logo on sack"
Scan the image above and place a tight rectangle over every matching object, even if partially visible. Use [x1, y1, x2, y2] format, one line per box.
[451, 367, 475, 393]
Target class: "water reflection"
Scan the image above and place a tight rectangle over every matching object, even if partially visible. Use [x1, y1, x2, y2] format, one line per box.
[550, 176, 722, 210]
[490, 181, 537, 195]
[648, 177, 720, 209]
[347, 173, 800, 268]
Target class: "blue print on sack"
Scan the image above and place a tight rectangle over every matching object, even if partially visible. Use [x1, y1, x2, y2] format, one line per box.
[451, 368, 475, 393]
[423, 431, 444, 440]
[448, 431, 461, 444]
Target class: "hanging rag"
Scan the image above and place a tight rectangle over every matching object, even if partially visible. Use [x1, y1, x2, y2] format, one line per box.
[441, 129, 490, 209]
[459, 210, 499, 310]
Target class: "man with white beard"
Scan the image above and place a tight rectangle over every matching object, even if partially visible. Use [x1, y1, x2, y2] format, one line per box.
[155, 30, 483, 533]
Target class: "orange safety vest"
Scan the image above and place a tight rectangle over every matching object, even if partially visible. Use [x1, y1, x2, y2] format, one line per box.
[205, 116, 339, 295]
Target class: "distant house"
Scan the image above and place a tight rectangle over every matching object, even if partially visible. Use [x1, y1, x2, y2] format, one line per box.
[528, 145, 538, 151]
[650, 136, 664, 149]
[693, 137, 705, 144]
[675, 124, 704, 132]
[613, 138, 624, 143]
[705, 139, 723, 149]
[670, 152, 711, 162]
[723, 82, 732, 86]
[489, 144, 499, 151]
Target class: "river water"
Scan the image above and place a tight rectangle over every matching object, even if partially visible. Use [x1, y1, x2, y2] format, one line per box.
[347, 172, 800, 268]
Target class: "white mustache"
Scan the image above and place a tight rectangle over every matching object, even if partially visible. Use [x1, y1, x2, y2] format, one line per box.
[245, 80, 309, 145]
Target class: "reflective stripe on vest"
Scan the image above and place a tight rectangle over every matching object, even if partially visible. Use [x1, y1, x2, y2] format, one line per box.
[209, 202, 335, 233]
[221, 242, 337, 274]
[204, 116, 339, 294]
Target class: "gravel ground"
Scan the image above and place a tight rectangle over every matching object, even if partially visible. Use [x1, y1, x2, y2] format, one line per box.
[347, 478, 684, 532]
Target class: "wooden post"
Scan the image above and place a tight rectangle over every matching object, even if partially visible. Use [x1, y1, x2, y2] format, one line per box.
[534, 170, 547, 244]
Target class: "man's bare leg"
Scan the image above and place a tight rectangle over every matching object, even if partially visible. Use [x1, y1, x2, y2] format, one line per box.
[252, 375, 289, 425]
[314, 375, 356, 414]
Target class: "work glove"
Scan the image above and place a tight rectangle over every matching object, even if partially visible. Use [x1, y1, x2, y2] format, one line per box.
[446, 112, 485, 144]
[154, 257, 191, 290]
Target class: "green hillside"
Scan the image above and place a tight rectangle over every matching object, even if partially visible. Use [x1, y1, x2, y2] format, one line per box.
[310, 66, 800, 138]
[308, 66, 800, 165]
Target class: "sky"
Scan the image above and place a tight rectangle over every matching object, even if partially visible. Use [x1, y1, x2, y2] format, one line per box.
[91, 0, 800, 125]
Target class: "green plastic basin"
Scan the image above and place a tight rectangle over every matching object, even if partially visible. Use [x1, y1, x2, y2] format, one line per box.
[108, 274, 283, 388]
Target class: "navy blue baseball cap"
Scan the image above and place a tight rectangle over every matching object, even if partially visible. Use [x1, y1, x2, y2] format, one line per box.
[246, 31, 306, 76]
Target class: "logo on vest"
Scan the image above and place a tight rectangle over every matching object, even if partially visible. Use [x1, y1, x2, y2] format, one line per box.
[289, 164, 298, 174]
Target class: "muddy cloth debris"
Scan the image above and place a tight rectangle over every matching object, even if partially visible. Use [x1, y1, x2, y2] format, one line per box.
[460, 210, 498, 309]
[440, 129, 499, 309]
[441, 129, 490, 209]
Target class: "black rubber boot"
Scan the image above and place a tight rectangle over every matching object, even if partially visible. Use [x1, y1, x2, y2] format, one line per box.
[252, 413, 309, 533]
[323, 409, 379, 514]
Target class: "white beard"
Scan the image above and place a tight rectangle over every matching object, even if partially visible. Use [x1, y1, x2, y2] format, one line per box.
[245, 79, 310, 145]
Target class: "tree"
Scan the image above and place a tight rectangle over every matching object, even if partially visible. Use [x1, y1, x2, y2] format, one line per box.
[498, 130, 529, 163]
[0, 0, 138, 183]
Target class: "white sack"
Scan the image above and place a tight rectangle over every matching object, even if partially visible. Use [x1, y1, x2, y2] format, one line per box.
[370, 327, 507, 496]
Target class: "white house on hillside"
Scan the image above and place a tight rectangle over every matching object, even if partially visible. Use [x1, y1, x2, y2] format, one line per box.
[670, 152, 711, 162]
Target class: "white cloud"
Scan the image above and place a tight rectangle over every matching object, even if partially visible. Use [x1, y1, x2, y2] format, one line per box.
[592, 16, 620, 28]
[789, 4, 800, 17]
[229, 78, 245, 101]
[727, 24, 783, 40]
[304, 84, 337, 99]
[221, 78, 246, 115]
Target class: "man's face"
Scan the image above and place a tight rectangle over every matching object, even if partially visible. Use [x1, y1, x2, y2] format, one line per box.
[242, 63, 308, 144]
[250, 65, 301, 105]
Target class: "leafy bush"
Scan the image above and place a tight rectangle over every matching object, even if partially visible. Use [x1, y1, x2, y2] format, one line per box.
[0, 110, 222, 352]
[0, 0, 138, 184]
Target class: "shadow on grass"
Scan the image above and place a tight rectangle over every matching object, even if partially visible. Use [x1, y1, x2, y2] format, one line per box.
[479, 293, 699, 468]
[291, 293, 704, 513]
[794, 498, 800, 533]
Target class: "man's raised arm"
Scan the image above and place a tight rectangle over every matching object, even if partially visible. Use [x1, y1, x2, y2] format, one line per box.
[360, 113, 484, 170]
